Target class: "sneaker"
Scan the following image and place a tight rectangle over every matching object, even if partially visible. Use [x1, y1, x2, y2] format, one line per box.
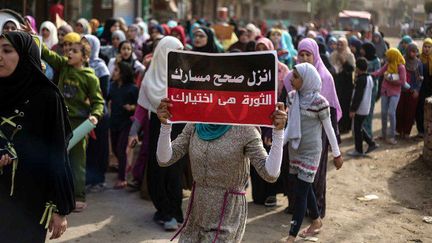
[386, 138, 397, 145]
[264, 196, 277, 207]
[89, 183, 106, 193]
[366, 143, 379, 154]
[347, 150, 365, 157]
[164, 218, 179, 231]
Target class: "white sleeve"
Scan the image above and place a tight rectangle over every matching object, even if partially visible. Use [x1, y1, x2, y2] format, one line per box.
[108, 58, 115, 75]
[156, 124, 173, 164]
[264, 129, 284, 177]
[134, 60, 146, 74]
[322, 117, 341, 157]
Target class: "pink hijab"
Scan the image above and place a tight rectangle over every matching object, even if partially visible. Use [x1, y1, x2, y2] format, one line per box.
[256, 37, 290, 96]
[283, 38, 342, 121]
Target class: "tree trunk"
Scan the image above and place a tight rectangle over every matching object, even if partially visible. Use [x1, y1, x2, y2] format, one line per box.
[424, 97, 432, 166]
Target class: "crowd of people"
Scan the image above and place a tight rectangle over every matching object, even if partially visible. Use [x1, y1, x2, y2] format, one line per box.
[0, 8, 431, 243]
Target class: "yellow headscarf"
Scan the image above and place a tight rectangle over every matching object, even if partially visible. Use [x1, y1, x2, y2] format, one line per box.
[270, 28, 283, 36]
[63, 32, 81, 44]
[420, 38, 432, 74]
[385, 48, 405, 74]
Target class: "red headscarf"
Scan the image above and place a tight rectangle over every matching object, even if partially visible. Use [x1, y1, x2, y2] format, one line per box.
[170, 25, 186, 45]
[161, 24, 171, 35]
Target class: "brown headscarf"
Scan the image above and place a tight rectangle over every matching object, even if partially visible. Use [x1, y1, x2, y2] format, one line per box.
[330, 37, 355, 74]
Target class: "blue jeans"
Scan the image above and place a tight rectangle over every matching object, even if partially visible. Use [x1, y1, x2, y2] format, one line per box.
[381, 95, 400, 139]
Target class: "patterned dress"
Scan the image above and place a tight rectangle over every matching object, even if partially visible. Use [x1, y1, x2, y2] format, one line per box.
[160, 124, 278, 242]
[286, 91, 330, 183]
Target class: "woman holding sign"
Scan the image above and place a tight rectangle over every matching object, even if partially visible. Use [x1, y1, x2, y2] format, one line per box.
[156, 99, 287, 242]
[0, 31, 74, 242]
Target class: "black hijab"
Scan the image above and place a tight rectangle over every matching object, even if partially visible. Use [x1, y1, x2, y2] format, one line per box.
[0, 31, 72, 136]
[361, 42, 377, 61]
[192, 27, 219, 53]
[100, 18, 118, 45]
[0, 32, 44, 110]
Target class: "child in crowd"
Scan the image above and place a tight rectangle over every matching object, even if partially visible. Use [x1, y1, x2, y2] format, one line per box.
[108, 61, 139, 189]
[348, 58, 378, 157]
[372, 48, 406, 145]
[108, 40, 145, 87]
[284, 63, 343, 243]
[41, 36, 105, 212]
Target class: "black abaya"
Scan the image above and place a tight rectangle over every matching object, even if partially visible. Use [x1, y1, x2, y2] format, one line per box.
[0, 88, 75, 242]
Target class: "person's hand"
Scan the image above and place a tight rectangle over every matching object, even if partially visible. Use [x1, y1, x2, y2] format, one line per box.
[115, 55, 122, 64]
[123, 104, 135, 112]
[413, 91, 419, 99]
[334, 156, 343, 170]
[48, 213, 67, 240]
[0, 154, 13, 167]
[89, 116, 98, 125]
[128, 135, 139, 149]
[349, 111, 356, 119]
[271, 102, 287, 130]
[157, 98, 172, 125]
[20, 21, 35, 35]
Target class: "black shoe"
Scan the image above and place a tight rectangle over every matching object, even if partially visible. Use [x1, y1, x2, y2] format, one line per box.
[284, 206, 294, 215]
[366, 143, 379, 154]
[153, 211, 165, 225]
[264, 196, 277, 207]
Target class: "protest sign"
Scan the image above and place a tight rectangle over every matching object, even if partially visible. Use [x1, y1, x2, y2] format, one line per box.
[212, 24, 234, 40]
[167, 50, 277, 127]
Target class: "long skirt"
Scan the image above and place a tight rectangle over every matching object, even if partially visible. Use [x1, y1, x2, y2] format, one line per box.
[147, 113, 184, 223]
[396, 91, 419, 135]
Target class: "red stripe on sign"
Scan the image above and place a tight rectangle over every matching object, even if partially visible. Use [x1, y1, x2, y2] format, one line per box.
[168, 88, 276, 126]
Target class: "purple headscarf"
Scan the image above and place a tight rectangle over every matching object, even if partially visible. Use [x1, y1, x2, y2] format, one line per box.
[283, 38, 342, 121]
[25, 15, 38, 34]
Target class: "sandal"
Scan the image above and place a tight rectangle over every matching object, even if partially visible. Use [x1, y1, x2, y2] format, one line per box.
[298, 224, 322, 238]
[73, 201, 87, 213]
[114, 180, 127, 189]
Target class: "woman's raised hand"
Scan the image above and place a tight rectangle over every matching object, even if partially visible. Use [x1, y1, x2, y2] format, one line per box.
[271, 102, 287, 130]
[157, 98, 172, 125]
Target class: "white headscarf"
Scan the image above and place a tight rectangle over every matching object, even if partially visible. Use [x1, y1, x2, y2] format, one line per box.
[1, 18, 21, 33]
[40, 21, 58, 49]
[286, 62, 322, 150]
[138, 36, 184, 112]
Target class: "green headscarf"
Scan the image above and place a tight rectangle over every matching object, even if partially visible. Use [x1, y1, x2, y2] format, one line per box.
[195, 124, 232, 141]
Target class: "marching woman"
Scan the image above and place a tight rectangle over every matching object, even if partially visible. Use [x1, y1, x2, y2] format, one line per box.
[330, 37, 356, 134]
[128, 36, 186, 231]
[251, 37, 289, 207]
[0, 31, 74, 242]
[284, 38, 341, 218]
[396, 43, 423, 139]
[155, 101, 287, 242]
[417, 38, 432, 136]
